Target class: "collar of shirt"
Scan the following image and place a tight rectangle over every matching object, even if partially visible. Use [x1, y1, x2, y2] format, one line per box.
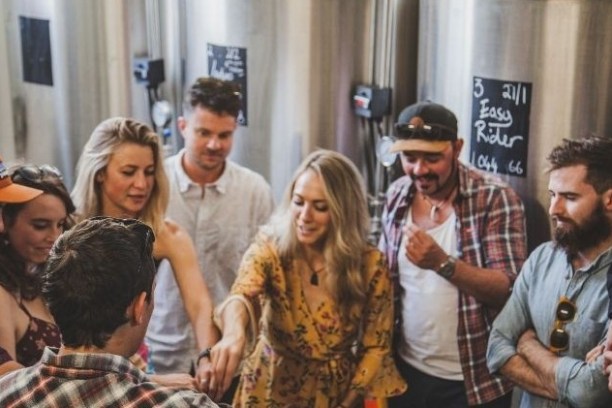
[574, 247, 612, 274]
[39, 347, 148, 381]
[173, 149, 233, 195]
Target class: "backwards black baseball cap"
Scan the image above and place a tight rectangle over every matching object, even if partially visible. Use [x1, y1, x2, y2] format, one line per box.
[391, 101, 458, 153]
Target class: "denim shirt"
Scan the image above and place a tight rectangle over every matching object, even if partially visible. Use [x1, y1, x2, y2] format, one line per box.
[488, 243, 612, 408]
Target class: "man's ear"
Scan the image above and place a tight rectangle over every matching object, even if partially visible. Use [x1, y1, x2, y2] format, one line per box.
[130, 292, 149, 326]
[603, 188, 612, 211]
[177, 116, 187, 139]
[453, 139, 464, 158]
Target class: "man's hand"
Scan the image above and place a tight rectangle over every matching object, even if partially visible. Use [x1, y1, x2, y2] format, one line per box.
[604, 324, 612, 391]
[517, 328, 539, 356]
[586, 344, 605, 364]
[148, 373, 197, 390]
[604, 324, 612, 369]
[403, 223, 448, 270]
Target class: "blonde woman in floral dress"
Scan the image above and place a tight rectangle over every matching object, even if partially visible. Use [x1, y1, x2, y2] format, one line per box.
[208, 150, 406, 407]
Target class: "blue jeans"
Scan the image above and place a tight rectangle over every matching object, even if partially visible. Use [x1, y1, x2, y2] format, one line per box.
[389, 359, 512, 408]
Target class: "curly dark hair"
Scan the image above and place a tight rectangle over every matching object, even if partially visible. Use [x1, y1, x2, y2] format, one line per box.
[547, 136, 612, 194]
[183, 77, 242, 118]
[0, 165, 75, 300]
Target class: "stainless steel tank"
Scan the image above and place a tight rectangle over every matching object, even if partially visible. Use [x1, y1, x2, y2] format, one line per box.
[176, 0, 419, 198]
[0, 0, 420, 199]
[0, 0, 151, 185]
[418, 0, 612, 249]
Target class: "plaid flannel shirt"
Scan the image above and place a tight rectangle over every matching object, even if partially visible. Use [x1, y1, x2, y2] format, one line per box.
[379, 162, 527, 405]
[0, 347, 220, 408]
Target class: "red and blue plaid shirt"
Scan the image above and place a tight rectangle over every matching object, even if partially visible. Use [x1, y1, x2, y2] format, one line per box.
[379, 163, 527, 405]
[0, 347, 221, 408]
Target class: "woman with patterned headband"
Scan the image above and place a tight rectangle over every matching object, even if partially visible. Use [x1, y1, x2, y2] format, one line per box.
[0, 159, 75, 376]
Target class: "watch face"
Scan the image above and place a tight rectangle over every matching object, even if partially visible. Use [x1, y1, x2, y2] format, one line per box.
[438, 257, 456, 278]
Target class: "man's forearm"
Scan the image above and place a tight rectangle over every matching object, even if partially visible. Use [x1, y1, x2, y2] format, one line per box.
[500, 354, 557, 399]
[500, 329, 559, 399]
[449, 261, 511, 308]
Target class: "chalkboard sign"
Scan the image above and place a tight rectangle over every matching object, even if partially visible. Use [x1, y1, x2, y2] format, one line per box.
[470, 77, 532, 177]
[20, 16, 53, 86]
[207, 43, 248, 126]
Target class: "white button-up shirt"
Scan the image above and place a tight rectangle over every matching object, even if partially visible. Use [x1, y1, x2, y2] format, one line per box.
[146, 150, 274, 374]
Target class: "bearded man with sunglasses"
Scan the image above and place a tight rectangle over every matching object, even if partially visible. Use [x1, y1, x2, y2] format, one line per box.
[380, 101, 527, 408]
[488, 136, 612, 407]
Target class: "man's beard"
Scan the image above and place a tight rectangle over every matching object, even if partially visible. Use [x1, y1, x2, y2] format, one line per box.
[553, 201, 611, 257]
[410, 156, 458, 197]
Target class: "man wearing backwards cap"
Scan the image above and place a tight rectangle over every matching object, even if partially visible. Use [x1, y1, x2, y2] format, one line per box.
[379, 101, 527, 407]
[0, 155, 43, 203]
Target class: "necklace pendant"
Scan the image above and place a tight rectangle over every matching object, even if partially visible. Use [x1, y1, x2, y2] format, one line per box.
[429, 205, 438, 221]
[310, 272, 319, 286]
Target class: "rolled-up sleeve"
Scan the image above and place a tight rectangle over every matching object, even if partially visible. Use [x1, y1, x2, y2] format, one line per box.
[486, 259, 533, 373]
[556, 344, 612, 407]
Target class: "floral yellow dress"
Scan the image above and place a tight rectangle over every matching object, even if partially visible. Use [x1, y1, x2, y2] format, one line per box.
[227, 233, 406, 408]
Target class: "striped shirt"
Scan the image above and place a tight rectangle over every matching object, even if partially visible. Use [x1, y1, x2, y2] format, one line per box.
[0, 347, 220, 408]
[379, 163, 527, 405]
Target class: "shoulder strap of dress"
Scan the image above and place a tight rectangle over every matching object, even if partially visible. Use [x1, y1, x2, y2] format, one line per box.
[16, 297, 34, 319]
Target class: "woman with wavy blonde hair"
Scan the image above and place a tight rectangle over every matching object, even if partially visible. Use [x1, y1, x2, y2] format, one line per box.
[209, 149, 406, 407]
[72, 117, 218, 390]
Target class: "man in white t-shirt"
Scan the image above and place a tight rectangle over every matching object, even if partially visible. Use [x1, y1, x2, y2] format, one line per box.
[146, 78, 274, 400]
[379, 101, 527, 407]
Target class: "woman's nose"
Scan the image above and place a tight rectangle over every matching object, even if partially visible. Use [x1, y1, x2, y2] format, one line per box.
[133, 172, 147, 188]
[47, 225, 62, 242]
[299, 205, 313, 222]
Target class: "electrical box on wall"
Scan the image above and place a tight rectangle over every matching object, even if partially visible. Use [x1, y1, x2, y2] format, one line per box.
[352, 85, 391, 119]
[133, 58, 165, 88]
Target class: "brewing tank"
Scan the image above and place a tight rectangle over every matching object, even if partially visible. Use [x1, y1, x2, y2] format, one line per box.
[177, 0, 419, 198]
[418, 0, 612, 249]
[0, 0, 155, 186]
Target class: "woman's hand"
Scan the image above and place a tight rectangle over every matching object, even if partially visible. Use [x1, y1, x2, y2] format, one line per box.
[195, 357, 215, 394]
[208, 331, 247, 401]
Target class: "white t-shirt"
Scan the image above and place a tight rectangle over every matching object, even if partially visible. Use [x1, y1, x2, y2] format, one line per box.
[397, 207, 463, 380]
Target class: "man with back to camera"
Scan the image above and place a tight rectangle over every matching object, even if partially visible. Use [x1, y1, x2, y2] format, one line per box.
[0, 216, 221, 407]
[146, 77, 274, 395]
[487, 136, 612, 407]
[379, 101, 527, 407]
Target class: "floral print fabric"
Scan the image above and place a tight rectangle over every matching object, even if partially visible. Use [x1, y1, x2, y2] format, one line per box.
[230, 233, 406, 408]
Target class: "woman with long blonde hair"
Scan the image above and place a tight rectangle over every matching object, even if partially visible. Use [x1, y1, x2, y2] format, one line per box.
[209, 149, 406, 407]
[72, 117, 217, 390]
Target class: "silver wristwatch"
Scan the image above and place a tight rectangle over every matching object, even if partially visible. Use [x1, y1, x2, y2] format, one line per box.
[436, 255, 457, 279]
